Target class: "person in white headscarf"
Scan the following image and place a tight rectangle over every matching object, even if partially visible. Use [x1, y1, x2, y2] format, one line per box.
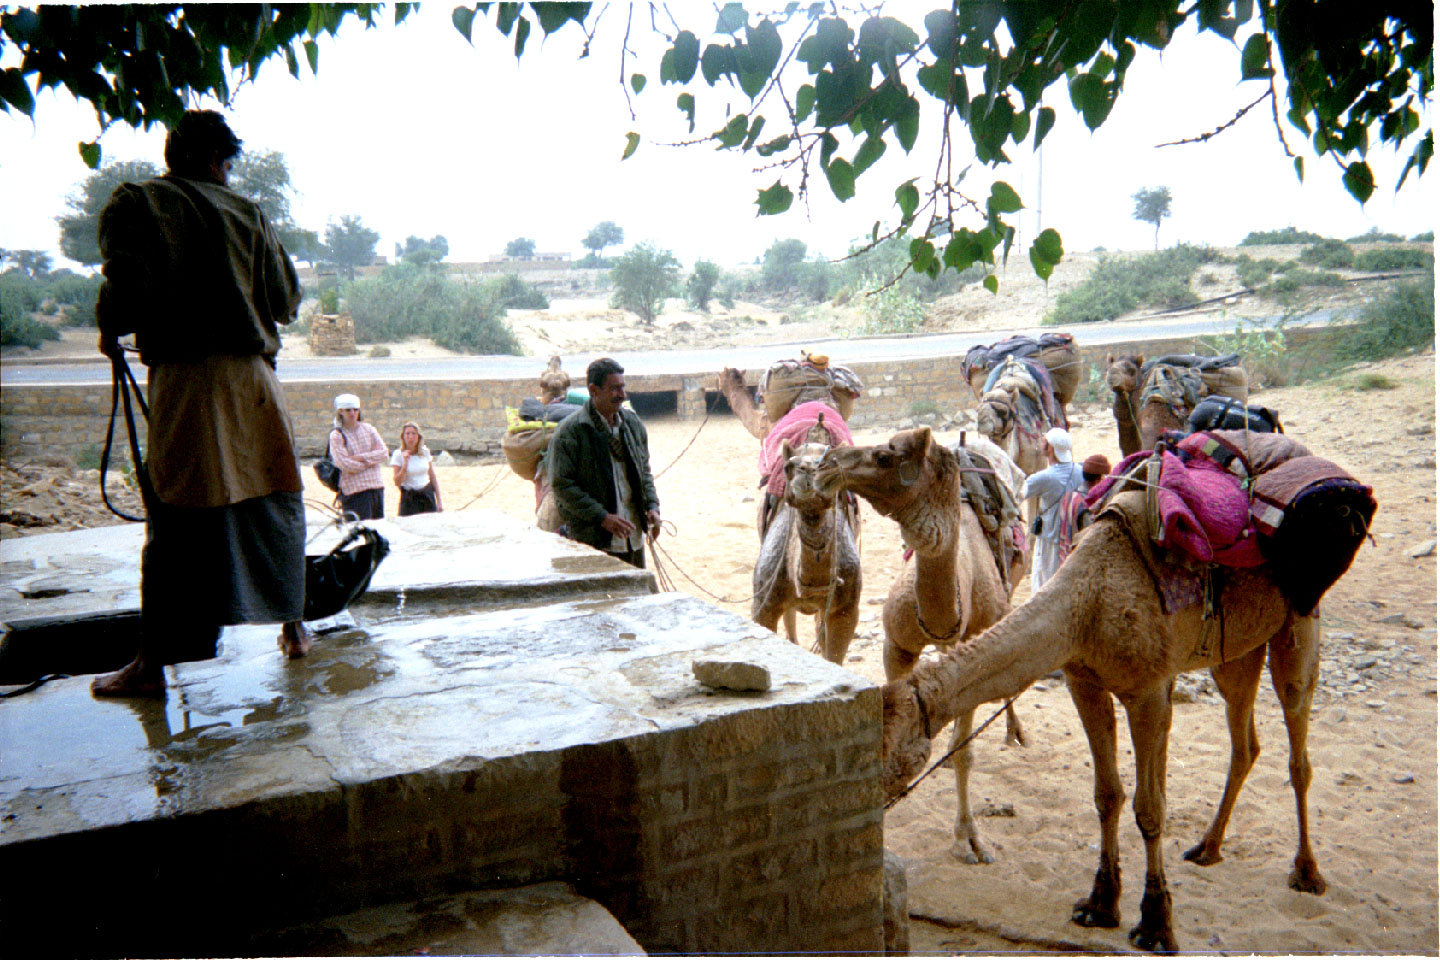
[1019, 427, 1085, 592]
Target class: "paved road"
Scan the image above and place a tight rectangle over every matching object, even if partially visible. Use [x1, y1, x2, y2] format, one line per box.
[1, 308, 1346, 386]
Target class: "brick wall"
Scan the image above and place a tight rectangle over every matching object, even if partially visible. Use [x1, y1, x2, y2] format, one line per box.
[0, 327, 1350, 460]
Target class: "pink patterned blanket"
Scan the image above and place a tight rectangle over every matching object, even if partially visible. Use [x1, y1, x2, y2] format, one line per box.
[760, 401, 853, 496]
[1088, 448, 1264, 568]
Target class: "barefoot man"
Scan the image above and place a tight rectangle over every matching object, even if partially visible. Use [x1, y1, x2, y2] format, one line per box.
[91, 110, 311, 697]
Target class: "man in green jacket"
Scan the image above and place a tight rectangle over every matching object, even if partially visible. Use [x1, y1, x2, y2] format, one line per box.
[548, 357, 662, 568]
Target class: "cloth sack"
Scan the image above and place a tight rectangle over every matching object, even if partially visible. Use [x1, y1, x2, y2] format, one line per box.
[304, 525, 390, 621]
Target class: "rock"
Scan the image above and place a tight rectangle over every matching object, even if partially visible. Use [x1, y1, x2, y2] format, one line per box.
[1376, 613, 1424, 629]
[1393, 772, 1416, 784]
[692, 659, 771, 692]
[433, 450, 457, 467]
[1365, 701, 1386, 710]
[740, 495, 755, 503]
[1408, 539, 1436, 558]
[1328, 631, 1355, 641]
[882, 849, 910, 956]
[976, 801, 1016, 817]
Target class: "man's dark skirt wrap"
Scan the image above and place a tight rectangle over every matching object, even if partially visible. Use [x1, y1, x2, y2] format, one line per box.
[141, 490, 305, 664]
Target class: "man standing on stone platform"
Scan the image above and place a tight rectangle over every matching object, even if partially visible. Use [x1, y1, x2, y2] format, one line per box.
[91, 110, 311, 697]
[548, 357, 662, 568]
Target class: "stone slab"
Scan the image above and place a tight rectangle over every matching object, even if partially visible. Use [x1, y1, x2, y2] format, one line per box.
[0, 510, 653, 632]
[0, 590, 880, 955]
[252, 881, 645, 956]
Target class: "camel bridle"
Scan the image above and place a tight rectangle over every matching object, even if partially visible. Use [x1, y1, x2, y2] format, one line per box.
[911, 680, 934, 740]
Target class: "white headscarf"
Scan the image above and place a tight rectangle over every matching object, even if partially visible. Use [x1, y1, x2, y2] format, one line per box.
[1044, 427, 1074, 463]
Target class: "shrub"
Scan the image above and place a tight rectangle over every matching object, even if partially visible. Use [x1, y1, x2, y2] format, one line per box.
[1268, 270, 1344, 294]
[1344, 276, 1434, 360]
[609, 243, 680, 324]
[1235, 254, 1281, 288]
[1349, 372, 1399, 391]
[492, 273, 548, 310]
[1347, 228, 1408, 244]
[1044, 245, 1206, 324]
[686, 260, 720, 311]
[368, 344, 391, 358]
[1353, 247, 1434, 271]
[909, 399, 941, 417]
[1239, 226, 1326, 246]
[1300, 239, 1354, 269]
[0, 287, 61, 348]
[855, 273, 928, 334]
[317, 287, 341, 313]
[1412, 231, 1434, 242]
[344, 262, 520, 354]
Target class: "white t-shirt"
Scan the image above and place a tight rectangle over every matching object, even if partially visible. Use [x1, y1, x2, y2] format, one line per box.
[390, 448, 432, 490]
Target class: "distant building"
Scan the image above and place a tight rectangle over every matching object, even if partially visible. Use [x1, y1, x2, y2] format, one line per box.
[490, 251, 571, 263]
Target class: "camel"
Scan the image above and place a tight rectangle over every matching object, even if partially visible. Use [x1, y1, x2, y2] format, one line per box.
[1107, 354, 1251, 456]
[1105, 353, 1146, 456]
[844, 445, 1331, 952]
[974, 357, 1055, 477]
[719, 366, 774, 440]
[815, 427, 1031, 863]
[752, 440, 861, 664]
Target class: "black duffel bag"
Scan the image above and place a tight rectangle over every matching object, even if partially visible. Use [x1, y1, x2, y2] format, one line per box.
[304, 525, 390, 621]
[1187, 395, 1282, 435]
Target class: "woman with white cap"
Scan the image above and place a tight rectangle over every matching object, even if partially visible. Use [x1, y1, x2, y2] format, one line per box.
[1019, 427, 1085, 591]
[329, 393, 389, 520]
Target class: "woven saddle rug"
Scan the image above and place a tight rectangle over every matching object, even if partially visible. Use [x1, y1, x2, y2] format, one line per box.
[759, 400, 854, 497]
[982, 355, 1068, 431]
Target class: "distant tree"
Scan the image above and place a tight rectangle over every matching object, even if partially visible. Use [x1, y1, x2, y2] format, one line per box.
[582, 221, 624, 259]
[504, 237, 536, 259]
[56, 160, 160, 266]
[229, 150, 294, 226]
[1132, 187, 1173, 251]
[282, 227, 323, 266]
[761, 238, 810, 292]
[324, 215, 380, 280]
[399, 234, 449, 265]
[686, 260, 720, 311]
[610, 243, 679, 324]
[6, 250, 52, 278]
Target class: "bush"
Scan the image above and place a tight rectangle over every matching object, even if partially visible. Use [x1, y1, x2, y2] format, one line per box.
[1267, 270, 1344, 294]
[343, 262, 520, 354]
[1353, 247, 1434, 271]
[1299, 238, 1354, 269]
[492, 273, 548, 310]
[1344, 276, 1434, 360]
[0, 287, 61, 348]
[1044, 245, 1206, 324]
[687, 260, 720, 311]
[1349, 372, 1399, 391]
[609, 243, 680, 324]
[1235, 254, 1282, 288]
[1239, 226, 1326, 246]
[1412, 231, 1434, 242]
[1347, 228, 1408, 244]
[368, 344, 391, 358]
[854, 273, 928, 334]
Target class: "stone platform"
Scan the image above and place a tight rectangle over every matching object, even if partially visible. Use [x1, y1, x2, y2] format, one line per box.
[0, 512, 883, 955]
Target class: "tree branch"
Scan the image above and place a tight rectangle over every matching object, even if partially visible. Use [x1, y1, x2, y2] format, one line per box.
[1155, 89, 1270, 147]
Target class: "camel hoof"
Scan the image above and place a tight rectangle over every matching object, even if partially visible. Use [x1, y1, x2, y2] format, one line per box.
[1289, 862, 1327, 895]
[950, 838, 995, 865]
[1128, 922, 1178, 954]
[1182, 841, 1223, 866]
[1070, 898, 1119, 929]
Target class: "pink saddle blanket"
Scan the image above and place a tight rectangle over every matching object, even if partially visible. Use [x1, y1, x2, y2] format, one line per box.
[760, 400, 853, 496]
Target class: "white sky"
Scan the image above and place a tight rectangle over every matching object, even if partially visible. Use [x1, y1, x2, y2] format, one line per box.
[1, 3, 1432, 272]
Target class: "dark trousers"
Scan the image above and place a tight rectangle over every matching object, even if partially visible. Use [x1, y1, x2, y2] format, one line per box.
[341, 486, 384, 520]
[607, 545, 646, 569]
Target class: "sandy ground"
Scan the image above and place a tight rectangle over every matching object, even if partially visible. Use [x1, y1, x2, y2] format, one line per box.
[294, 351, 1438, 954]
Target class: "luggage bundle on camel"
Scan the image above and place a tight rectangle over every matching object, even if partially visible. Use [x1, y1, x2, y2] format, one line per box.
[1088, 429, 1375, 619]
[758, 352, 864, 423]
[503, 357, 583, 531]
[963, 332, 1081, 407]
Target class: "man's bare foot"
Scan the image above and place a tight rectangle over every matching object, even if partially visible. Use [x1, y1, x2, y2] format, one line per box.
[91, 658, 166, 698]
[278, 621, 313, 659]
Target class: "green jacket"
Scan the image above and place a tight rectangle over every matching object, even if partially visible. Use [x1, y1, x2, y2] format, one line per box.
[547, 401, 659, 551]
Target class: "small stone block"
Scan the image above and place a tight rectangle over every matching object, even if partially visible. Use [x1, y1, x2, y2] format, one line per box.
[693, 660, 771, 692]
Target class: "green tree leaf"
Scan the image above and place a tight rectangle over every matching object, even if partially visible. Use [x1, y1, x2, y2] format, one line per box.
[532, 2, 589, 35]
[983, 273, 999, 294]
[513, 15, 531, 56]
[895, 180, 919, 220]
[824, 158, 856, 201]
[622, 131, 640, 160]
[1033, 105, 1056, 148]
[677, 92, 696, 133]
[631, 73, 646, 94]
[1342, 161, 1375, 203]
[716, 3, 748, 34]
[756, 134, 791, 157]
[78, 141, 102, 170]
[669, 31, 700, 83]
[1028, 227, 1065, 281]
[796, 84, 816, 120]
[756, 181, 794, 215]
[853, 135, 886, 175]
[895, 95, 920, 151]
[1239, 34, 1270, 80]
[742, 115, 767, 151]
[987, 181, 1023, 214]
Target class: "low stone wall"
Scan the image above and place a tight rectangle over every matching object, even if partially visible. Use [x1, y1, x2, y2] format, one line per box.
[0, 327, 1353, 461]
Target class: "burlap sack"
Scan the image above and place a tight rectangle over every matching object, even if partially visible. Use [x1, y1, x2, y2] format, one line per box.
[502, 423, 553, 481]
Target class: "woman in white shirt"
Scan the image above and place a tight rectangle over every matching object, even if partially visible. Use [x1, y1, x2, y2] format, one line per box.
[391, 421, 443, 516]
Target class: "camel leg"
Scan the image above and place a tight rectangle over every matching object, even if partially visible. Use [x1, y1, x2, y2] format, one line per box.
[948, 706, 995, 864]
[883, 639, 919, 683]
[821, 603, 859, 666]
[1185, 645, 1266, 866]
[1065, 669, 1125, 931]
[1121, 686, 1179, 954]
[1268, 614, 1327, 895]
[782, 608, 798, 644]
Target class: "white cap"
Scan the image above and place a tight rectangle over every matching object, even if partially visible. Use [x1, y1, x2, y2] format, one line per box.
[334, 393, 361, 411]
[1044, 427, 1073, 463]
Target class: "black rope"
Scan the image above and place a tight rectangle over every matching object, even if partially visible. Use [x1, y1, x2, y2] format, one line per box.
[1, 674, 71, 698]
[100, 352, 153, 522]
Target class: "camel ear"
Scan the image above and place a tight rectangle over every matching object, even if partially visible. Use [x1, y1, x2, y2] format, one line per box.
[897, 425, 933, 460]
[1136, 354, 1145, 366]
[780, 439, 794, 460]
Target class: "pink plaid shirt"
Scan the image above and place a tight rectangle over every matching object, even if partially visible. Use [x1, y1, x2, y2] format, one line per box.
[330, 422, 388, 496]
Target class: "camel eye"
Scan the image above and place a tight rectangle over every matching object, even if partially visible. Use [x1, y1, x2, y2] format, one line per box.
[875, 451, 893, 467]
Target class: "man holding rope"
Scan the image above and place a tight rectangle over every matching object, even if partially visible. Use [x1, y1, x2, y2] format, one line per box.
[91, 110, 310, 697]
[548, 357, 661, 568]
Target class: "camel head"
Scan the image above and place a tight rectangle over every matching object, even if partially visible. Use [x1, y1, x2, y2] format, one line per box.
[717, 366, 747, 394]
[881, 679, 933, 798]
[780, 439, 834, 512]
[1106, 353, 1144, 395]
[975, 389, 1015, 443]
[815, 427, 936, 518]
